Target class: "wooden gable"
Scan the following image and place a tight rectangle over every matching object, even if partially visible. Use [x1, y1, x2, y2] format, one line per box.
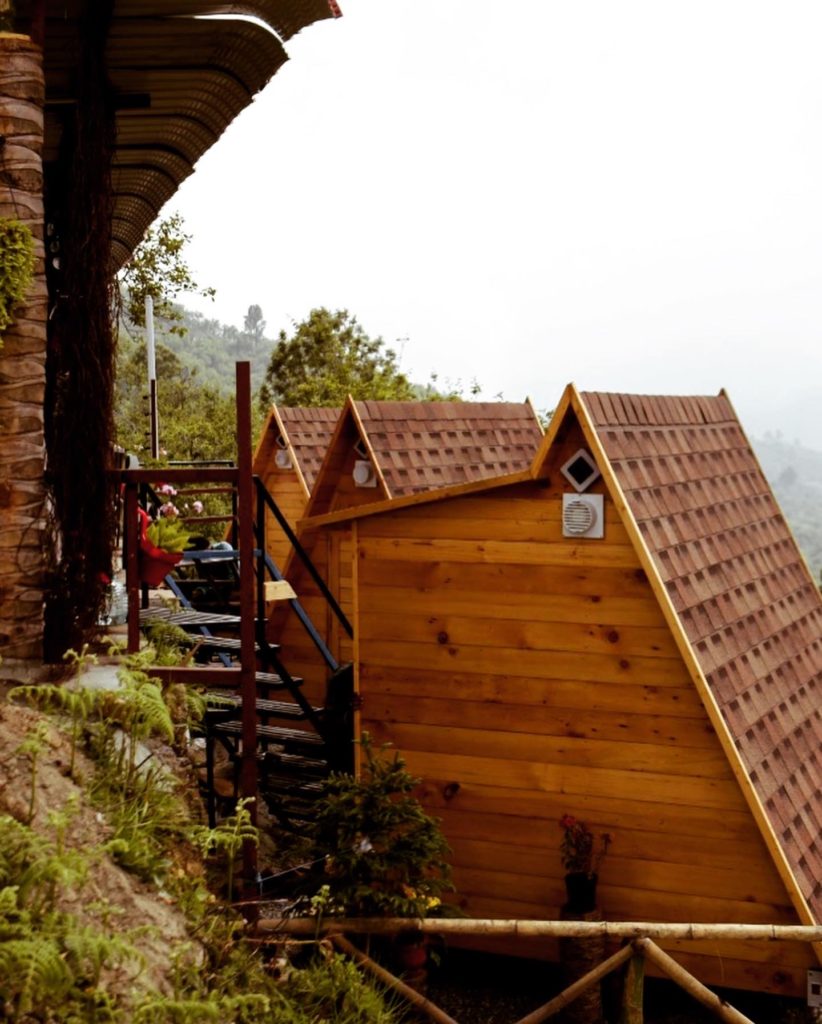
[318, 387, 818, 995]
[253, 406, 339, 569]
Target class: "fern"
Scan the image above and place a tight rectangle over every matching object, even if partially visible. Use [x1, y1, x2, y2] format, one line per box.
[191, 798, 257, 900]
[63, 923, 142, 989]
[0, 936, 73, 1017]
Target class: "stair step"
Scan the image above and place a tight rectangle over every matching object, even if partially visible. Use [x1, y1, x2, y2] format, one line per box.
[263, 749, 330, 777]
[140, 607, 242, 628]
[211, 720, 325, 749]
[192, 636, 278, 657]
[205, 694, 319, 721]
[262, 775, 325, 799]
[256, 671, 303, 690]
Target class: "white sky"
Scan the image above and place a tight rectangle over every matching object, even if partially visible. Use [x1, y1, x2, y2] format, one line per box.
[173, 1, 822, 448]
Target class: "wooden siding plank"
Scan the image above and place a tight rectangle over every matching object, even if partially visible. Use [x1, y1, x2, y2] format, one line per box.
[358, 585, 667, 627]
[358, 611, 681, 659]
[357, 558, 653, 599]
[446, 837, 788, 904]
[362, 640, 693, 685]
[363, 720, 732, 778]
[398, 749, 745, 809]
[414, 781, 756, 841]
[453, 867, 797, 924]
[361, 665, 705, 716]
[363, 512, 631, 545]
[358, 535, 640, 568]
[363, 694, 718, 748]
[436, 807, 769, 871]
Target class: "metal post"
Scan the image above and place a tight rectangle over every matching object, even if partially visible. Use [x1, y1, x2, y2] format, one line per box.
[124, 483, 140, 652]
[145, 295, 159, 459]
[236, 362, 258, 899]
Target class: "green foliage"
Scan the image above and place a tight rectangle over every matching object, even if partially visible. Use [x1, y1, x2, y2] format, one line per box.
[0, 811, 139, 1021]
[114, 335, 239, 466]
[3, 659, 413, 1023]
[0, 218, 35, 344]
[259, 308, 416, 410]
[146, 517, 192, 553]
[306, 735, 453, 918]
[283, 951, 403, 1023]
[120, 213, 215, 335]
[191, 799, 258, 900]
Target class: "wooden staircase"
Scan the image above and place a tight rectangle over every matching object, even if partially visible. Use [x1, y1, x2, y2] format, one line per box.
[119, 364, 354, 885]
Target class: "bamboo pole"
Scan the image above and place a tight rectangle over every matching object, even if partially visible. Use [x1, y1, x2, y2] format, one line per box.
[619, 952, 645, 1024]
[330, 934, 460, 1024]
[257, 917, 822, 943]
[635, 940, 755, 1024]
[511, 945, 634, 1024]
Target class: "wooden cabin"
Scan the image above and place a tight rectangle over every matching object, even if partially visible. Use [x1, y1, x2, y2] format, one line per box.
[301, 384, 822, 996]
[268, 398, 544, 705]
[252, 406, 339, 569]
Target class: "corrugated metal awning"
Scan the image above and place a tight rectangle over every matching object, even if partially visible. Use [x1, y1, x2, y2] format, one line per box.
[18, 0, 340, 267]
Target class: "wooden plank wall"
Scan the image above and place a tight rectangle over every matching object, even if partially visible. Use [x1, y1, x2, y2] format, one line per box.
[254, 427, 309, 572]
[266, 527, 355, 709]
[352, 416, 812, 995]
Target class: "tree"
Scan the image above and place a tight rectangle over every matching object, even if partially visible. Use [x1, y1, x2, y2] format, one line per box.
[243, 304, 266, 354]
[115, 337, 237, 463]
[259, 307, 415, 409]
[119, 212, 214, 336]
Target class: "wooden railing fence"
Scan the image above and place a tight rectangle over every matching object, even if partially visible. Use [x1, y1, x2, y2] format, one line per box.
[259, 917, 822, 1024]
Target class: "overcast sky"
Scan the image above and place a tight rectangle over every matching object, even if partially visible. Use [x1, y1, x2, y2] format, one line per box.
[173, 1, 822, 448]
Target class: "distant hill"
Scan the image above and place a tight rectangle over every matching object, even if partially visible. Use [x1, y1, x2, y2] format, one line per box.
[753, 435, 822, 583]
[122, 302, 274, 397]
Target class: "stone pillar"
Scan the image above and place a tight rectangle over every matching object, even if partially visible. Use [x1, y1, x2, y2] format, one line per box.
[0, 34, 47, 661]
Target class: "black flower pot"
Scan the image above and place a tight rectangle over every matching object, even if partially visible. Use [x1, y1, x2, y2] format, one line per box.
[563, 872, 598, 914]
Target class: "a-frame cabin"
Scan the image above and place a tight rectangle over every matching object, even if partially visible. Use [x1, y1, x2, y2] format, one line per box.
[252, 406, 340, 568]
[267, 398, 544, 709]
[302, 384, 822, 996]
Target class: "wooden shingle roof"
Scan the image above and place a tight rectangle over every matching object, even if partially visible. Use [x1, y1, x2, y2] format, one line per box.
[352, 400, 544, 497]
[277, 407, 340, 492]
[580, 389, 822, 921]
[305, 383, 822, 928]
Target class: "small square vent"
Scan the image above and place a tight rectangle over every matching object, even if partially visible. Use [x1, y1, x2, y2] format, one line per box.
[560, 449, 601, 493]
[562, 494, 604, 539]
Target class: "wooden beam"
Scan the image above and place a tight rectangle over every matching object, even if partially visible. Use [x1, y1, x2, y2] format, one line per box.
[512, 945, 633, 1024]
[331, 935, 460, 1024]
[257, 917, 822, 943]
[635, 939, 754, 1024]
[619, 952, 645, 1024]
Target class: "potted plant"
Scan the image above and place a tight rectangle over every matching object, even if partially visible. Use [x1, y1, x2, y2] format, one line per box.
[559, 814, 612, 914]
[304, 735, 454, 987]
[138, 498, 192, 586]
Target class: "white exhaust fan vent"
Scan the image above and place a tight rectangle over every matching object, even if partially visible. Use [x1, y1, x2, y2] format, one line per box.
[353, 459, 377, 487]
[274, 449, 293, 470]
[560, 449, 601, 493]
[563, 494, 604, 539]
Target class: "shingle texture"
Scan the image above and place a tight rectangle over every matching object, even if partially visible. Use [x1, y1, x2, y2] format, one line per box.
[278, 407, 340, 491]
[353, 401, 543, 496]
[581, 390, 822, 920]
